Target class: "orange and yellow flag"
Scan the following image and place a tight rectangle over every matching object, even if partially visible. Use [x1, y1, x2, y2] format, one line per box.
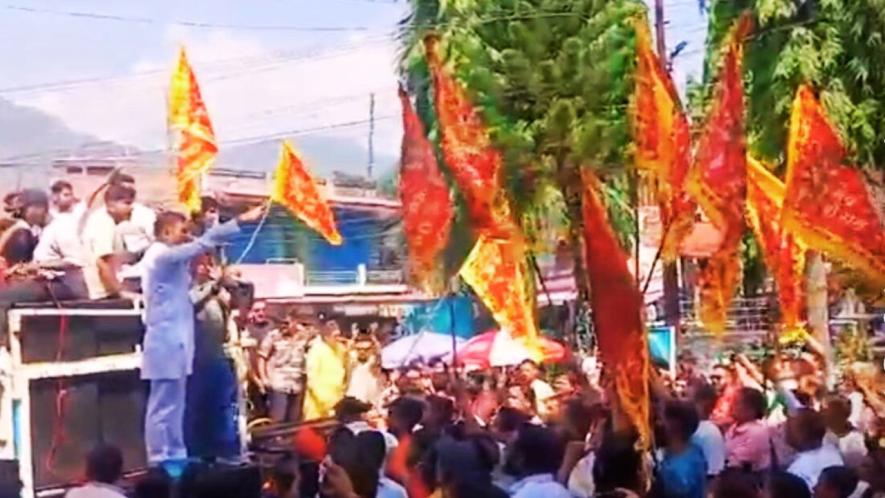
[427, 34, 537, 344]
[271, 141, 342, 246]
[633, 17, 695, 261]
[425, 35, 513, 235]
[399, 86, 453, 290]
[746, 157, 806, 334]
[582, 170, 651, 448]
[168, 47, 217, 213]
[686, 14, 752, 333]
[459, 234, 539, 343]
[783, 86, 885, 286]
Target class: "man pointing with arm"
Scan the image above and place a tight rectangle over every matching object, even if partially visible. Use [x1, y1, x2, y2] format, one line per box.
[140, 204, 265, 471]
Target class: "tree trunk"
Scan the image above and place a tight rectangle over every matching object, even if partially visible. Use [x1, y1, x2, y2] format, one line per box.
[806, 251, 832, 384]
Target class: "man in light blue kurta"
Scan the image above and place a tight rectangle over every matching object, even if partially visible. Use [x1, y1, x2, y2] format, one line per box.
[140, 205, 265, 466]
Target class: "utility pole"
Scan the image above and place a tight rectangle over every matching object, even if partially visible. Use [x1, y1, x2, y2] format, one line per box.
[367, 92, 376, 179]
[654, 0, 682, 335]
[655, 0, 667, 61]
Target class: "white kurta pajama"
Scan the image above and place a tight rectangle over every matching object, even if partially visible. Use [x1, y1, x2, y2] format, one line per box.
[140, 220, 241, 464]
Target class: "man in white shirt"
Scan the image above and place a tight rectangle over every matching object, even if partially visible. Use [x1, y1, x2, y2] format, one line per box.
[65, 444, 126, 498]
[507, 425, 572, 498]
[346, 332, 384, 407]
[823, 395, 869, 468]
[787, 409, 844, 490]
[106, 173, 156, 281]
[518, 360, 555, 418]
[81, 185, 136, 299]
[49, 180, 85, 219]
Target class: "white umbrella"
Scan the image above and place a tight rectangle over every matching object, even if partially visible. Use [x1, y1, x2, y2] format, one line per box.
[381, 331, 464, 369]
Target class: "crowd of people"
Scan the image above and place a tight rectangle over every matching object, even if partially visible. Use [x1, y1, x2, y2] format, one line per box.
[0, 176, 883, 498]
[258, 341, 883, 498]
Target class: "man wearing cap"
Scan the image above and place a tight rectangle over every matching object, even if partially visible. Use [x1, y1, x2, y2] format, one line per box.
[335, 396, 398, 452]
[0, 189, 89, 341]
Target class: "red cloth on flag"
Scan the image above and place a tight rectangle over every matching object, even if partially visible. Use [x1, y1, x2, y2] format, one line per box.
[782, 86, 885, 286]
[582, 171, 651, 448]
[398, 86, 453, 289]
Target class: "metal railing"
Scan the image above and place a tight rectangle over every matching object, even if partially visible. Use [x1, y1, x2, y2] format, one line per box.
[366, 269, 404, 285]
[305, 270, 360, 285]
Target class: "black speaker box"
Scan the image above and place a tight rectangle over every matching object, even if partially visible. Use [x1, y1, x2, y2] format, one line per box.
[14, 300, 144, 363]
[28, 371, 146, 490]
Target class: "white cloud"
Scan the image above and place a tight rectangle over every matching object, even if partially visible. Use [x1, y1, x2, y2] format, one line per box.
[12, 27, 404, 162]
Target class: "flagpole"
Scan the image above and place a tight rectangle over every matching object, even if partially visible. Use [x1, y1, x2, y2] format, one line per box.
[234, 199, 273, 265]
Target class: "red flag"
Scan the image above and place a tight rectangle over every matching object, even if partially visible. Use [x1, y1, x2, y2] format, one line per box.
[426, 35, 537, 344]
[746, 157, 806, 333]
[687, 14, 752, 332]
[783, 86, 885, 286]
[425, 35, 512, 234]
[168, 47, 217, 213]
[633, 18, 695, 260]
[398, 86, 453, 289]
[271, 141, 343, 245]
[582, 171, 650, 448]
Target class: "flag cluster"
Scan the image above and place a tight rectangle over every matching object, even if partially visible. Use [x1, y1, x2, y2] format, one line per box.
[423, 35, 539, 345]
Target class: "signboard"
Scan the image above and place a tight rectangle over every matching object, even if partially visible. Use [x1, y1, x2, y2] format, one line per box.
[648, 326, 676, 374]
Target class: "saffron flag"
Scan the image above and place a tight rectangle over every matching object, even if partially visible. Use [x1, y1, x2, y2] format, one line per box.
[168, 47, 217, 213]
[459, 234, 539, 344]
[425, 35, 512, 234]
[581, 171, 651, 449]
[271, 141, 343, 246]
[783, 86, 885, 286]
[686, 14, 752, 332]
[633, 18, 695, 261]
[398, 86, 453, 289]
[746, 157, 806, 333]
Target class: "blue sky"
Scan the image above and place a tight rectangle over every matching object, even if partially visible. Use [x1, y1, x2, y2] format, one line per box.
[0, 0, 707, 171]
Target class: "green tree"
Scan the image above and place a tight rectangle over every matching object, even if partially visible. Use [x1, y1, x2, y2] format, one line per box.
[399, 0, 646, 299]
[703, 0, 885, 171]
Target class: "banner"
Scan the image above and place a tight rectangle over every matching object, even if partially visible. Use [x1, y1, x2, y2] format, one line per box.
[633, 18, 695, 261]
[783, 85, 885, 286]
[399, 87, 453, 289]
[168, 47, 217, 213]
[425, 35, 513, 234]
[271, 141, 343, 246]
[746, 157, 806, 333]
[687, 14, 752, 332]
[582, 171, 651, 448]
[459, 234, 539, 343]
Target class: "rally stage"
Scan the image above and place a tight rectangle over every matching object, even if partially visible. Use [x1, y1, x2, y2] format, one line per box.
[0, 300, 256, 498]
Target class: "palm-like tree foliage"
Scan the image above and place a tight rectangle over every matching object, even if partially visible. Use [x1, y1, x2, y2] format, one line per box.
[702, 0, 885, 171]
[399, 0, 647, 298]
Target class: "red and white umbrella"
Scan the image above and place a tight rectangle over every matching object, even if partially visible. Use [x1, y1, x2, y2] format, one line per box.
[455, 329, 568, 368]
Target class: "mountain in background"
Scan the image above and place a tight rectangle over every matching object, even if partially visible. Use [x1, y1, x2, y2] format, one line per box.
[0, 98, 398, 187]
[218, 136, 397, 178]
